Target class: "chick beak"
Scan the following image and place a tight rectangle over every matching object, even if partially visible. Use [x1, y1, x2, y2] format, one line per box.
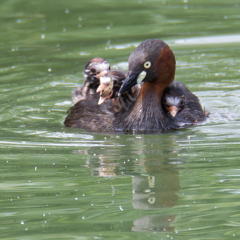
[98, 96, 107, 105]
[168, 106, 179, 117]
[96, 84, 108, 93]
[98, 91, 114, 105]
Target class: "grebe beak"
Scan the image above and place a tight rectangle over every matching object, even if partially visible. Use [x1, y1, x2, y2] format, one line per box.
[118, 72, 139, 95]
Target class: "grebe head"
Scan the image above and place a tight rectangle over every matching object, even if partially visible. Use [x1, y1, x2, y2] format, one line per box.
[119, 39, 176, 95]
[163, 86, 186, 117]
[84, 57, 110, 79]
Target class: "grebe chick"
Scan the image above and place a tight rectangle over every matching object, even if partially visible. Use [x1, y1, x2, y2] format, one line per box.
[72, 57, 110, 104]
[163, 82, 186, 117]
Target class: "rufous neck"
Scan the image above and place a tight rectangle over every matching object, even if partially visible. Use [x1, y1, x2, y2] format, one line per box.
[140, 81, 167, 101]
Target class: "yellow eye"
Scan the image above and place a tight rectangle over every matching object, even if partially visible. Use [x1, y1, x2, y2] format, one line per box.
[144, 61, 151, 69]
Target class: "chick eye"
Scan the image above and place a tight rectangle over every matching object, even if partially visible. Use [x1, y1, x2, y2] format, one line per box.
[144, 61, 151, 69]
[90, 68, 96, 73]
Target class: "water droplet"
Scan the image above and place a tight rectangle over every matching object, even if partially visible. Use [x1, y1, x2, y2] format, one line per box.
[48, 68, 52, 72]
[82, 216, 85, 219]
[42, 27, 45, 30]
[75, 197, 78, 200]
[28, 180, 31, 183]
[63, 28, 66, 32]
[17, 19, 20, 23]
[43, 213, 46, 217]
[78, 17, 82, 21]
[65, 9, 69, 14]
[224, 16, 228, 19]
[17, 196, 20, 199]
[183, 0, 188, 2]
[65, 165, 67, 168]
[83, 193, 85, 196]
[35, 166, 37, 171]
[41, 34, 45, 39]
[119, 205, 123, 211]
[106, 26, 110, 30]
[53, 163, 55, 165]
[20, 221, 25, 225]
[78, 24, 81, 27]
[12, 47, 15, 52]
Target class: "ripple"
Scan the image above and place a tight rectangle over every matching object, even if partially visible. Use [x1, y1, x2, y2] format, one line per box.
[0, 140, 114, 148]
[171, 34, 240, 45]
[108, 43, 139, 50]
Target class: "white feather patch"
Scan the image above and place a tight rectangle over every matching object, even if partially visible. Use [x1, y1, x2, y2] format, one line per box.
[137, 71, 146, 84]
[100, 76, 111, 85]
[166, 96, 182, 106]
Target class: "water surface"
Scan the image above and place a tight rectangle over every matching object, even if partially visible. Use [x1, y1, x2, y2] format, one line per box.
[1, 0, 240, 239]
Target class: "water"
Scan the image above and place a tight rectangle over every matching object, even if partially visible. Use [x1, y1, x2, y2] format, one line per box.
[1, 0, 240, 239]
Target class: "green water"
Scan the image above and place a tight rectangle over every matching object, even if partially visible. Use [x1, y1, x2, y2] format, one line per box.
[1, 0, 240, 239]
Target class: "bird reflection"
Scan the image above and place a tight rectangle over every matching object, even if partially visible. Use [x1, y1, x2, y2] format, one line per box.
[74, 135, 183, 233]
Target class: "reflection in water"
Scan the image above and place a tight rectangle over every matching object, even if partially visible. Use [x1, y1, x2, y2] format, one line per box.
[131, 157, 180, 232]
[132, 214, 176, 232]
[75, 135, 182, 232]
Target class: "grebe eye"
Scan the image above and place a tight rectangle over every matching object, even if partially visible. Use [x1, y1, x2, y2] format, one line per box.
[144, 61, 151, 69]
